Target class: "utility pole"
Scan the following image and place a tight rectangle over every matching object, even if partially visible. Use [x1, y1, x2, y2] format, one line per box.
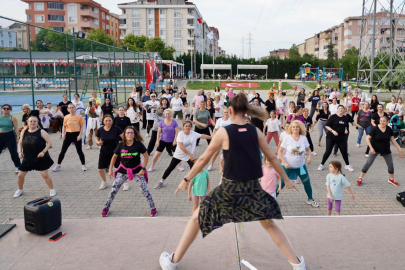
[247, 32, 253, 59]
[242, 37, 244, 59]
[193, 34, 197, 81]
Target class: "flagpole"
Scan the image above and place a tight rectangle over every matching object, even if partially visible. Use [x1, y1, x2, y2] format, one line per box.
[212, 38, 215, 84]
[202, 26, 204, 85]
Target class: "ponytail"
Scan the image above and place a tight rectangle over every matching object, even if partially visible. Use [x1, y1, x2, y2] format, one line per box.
[230, 92, 268, 121]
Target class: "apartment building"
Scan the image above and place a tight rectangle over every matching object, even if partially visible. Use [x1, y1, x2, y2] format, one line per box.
[209, 26, 220, 57]
[297, 42, 305, 56]
[0, 28, 17, 50]
[8, 23, 28, 50]
[22, 0, 120, 44]
[269, 49, 289, 59]
[109, 13, 121, 45]
[118, 0, 220, 58]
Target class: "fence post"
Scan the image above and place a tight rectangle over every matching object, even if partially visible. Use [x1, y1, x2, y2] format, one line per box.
[113, 41, 117, 105]
[91, 41, 95, 92]
[123, 50, 126, 102]
[28, 25, 35, 109]
[72, 29, 78, 95]
[66, 35, 71, 99]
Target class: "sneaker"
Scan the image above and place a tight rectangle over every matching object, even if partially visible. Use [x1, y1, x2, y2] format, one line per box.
[311, 151, 317, 156]
[99, 181, 107, 190]
[345, 165, 354, 172]
[13, 189, 23, 198]
[50, 189, 56, 197]
[177, 164, 185, 171]
[148, 166, 155, 172]
[207, 165, 213, 171]
[15, 167, 19, 174]
[357, 177, 363, 186]
[101, 208, 109, 217]
[307, 199, 319, 208]
[388, 178, 400, 186]
[159, 252, 178, 270]
[155, 181, 164, 189]
[82, 165, 87, 171]
[123, 182, 129, 191]
[146, 133, 150, 138]
[86, 145, 92, 150]
[365, 154, 369, 158]
[317, 164, 324, 171]
[168, 152, 173, 157]
[289, 256, 306, 270]
[59, 135, 62, 139]
[356, 144, 360, 147]
[151, 208, 157, 217]
[333, 153, 338, 157]
[318, 143, 321, 147]
[52, 164, 61, 172]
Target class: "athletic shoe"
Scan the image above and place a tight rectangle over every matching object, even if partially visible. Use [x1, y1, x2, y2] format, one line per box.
[99, 181, 107, 190]
[289, 256, 306, 270]
[317, 164, 324, 171]
[318, 143, 321, 147]
[82, 165, 87, 171]
[388, 178, 400, 186]
[151, 208, 157, 217]
[307, 199, 319, 208]
[365, 154, 369, 157]
[148, 166, 155, 172]
[207, 165, 213, 171]
[155, 181, 164, 189]
[15, 167, 19, 174]
[356, 144, 360, 147]
[159, 252, 178, 270]
[311, 151, 317, 156]
[86, 145, 92, 150]
[101, 208, 109, 217]
[168, 152, 173, 157]
[146, 134, 150, 138]
[123, 183, 129, 191]
[178, 164, 185, 171]
[357, 177, 363, 186]
[13, 189, 23, 198]
[59, 135, 62, 139]
[345, 165, 354, 172]
[52, 164, 61, 172]
[50, 189, 56, 197]
[333, 153, 338, 157]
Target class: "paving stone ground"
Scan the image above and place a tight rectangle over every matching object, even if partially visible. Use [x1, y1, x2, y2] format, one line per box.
[1, 89, 405, 222]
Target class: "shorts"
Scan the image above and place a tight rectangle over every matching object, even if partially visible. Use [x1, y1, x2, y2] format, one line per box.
[185, 114, 191, 119]
[269, 191, 277, 200]
[98, 152, 120, 169]
[327, 199, 342, 212]
[173, 110, 183, 119]
[192, 194, 207, 199]
[156, 140, 174, 153]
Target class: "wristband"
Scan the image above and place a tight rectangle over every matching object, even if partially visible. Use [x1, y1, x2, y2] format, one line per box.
[183, 177, 190, 183]
[142, 167, 146, 171]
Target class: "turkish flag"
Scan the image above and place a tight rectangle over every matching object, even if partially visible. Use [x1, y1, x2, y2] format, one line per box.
[197, 17, 203, 24]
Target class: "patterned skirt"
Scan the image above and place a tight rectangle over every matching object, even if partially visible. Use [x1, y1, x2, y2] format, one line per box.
[199, 177, 283, 238]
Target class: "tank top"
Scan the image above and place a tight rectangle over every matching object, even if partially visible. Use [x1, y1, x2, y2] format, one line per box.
[22, 129, 50, 163]
[223, 124, 262, 181]
[0, 115, 13, 132]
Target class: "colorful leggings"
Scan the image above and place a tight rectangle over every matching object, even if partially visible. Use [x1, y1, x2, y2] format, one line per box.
[277, 164, 313, 201]
[104, 172, 155, 210]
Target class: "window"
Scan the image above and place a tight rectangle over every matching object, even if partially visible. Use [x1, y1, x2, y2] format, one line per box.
[160, 9, 165, 15]
[187, 19, 193, 26]
[149, 30, 154, 37]
[69, 17, 77, 23]
[132, 30, 140, 36]
[132, 9, 140, 18]
[187, 40, 194, 46]
[106, 25, 110, 30]
[398, 29, 404, 35]
[94, 8, 99, 14]
[132, 19, 140, 28]
[9, 41, 12, 47]
[358, 20, 362, 25]
[148, 9, 154, 15]
[94, 19, 99, 25]
[18, 38, 22, 41]
[35, 15, 45, 23]
[35, 28, 40, 34]
[160, 18, 165, 27]
[102, 22, 105, 30]
[68, 4, 76, 11]
[102, 12, 105, 19]
[48, 15, 64, 22]
[34, 3, 44, 11]
[48, 2, 64, 10]
[344, 29, 352, 35]
[106, 15, 110, 20]
[174, 19, 182, 28]
[148, 19, 154, 27]
[174, 30, 182, 38]
[344, 38, 352, 44]
[160, 29, 166, 36]
[52, 27, 64, 32]
[174, 40, 182, 49]
[174, 51, 181, 58]
[174, 9, 182, 18]
[27, 14, 32, 21]
[188, 9, 194, 15]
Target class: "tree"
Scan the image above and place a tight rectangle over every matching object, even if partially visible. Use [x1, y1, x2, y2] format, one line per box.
[145, 37, 176, 60]
[86, 28, 114, 46]
[338, 46, 359, 79]
[383, 60, 405, 89]
[289, 44, 300, 59]
[327, 41, 335, 60]
[31, 28, 50, 52]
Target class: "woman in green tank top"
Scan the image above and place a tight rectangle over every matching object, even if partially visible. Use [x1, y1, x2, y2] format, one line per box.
[0, 104, 21, 173]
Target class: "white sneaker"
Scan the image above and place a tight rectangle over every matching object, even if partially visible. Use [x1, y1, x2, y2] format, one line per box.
[146, 133, 150, 138]
[295, 179, 301, 184]
[52, 164, 61, 172]
[365, 154, 369, 157]
[177, 164, 185, 171]
[50, 189, 56, 197]
[99, 181, 107, 190]
[311, 151, 317, 156]
[15, 167, 19, 174]
[87, 145, 92, 150]
[207, 165, 213, 171]
[148, 166, 155, 172]
[82, 165, 87, 171]
[345, 165, 354, 172]
[289, 256, 306, 270]
[159, 252, 178, 270]
[123, 182, 129, 191]
[318, 164, 324, 171]
[356, 144, 360, 147]
[14, 189, 23, 198]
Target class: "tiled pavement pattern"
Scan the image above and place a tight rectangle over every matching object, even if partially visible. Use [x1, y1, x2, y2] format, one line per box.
[1, 90, 405, 222]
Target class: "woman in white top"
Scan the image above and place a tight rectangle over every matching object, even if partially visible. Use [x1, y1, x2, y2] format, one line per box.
[36, 100, 52, 129]
[248, 90, 255, 103]
[125, 97, 141, 131]
[213, 95, 225, 121]
[287, 101, 296, 116]
[72, 93, 84, 114]
[130, 87, 140, 104]
[276, 92, 286, 127]
[345, 92, 353, 113]
[397, 98, 404, 117]
[329, 98, 339, 115]
[214, 86, 221, 97]
[171, 92, 184, 123]
[278, 120, 319, 207]
[263, 110, 281, 146]
[85, 98, 101, 149]
[206, 108, 232, 171]
[159, 88, 173, 102]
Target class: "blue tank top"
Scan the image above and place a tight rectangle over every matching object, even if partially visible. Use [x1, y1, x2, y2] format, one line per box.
[223, 124, 263, 181]
[0, 115, 13, 132]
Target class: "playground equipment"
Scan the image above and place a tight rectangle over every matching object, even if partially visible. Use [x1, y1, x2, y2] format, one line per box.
[299, 67, 320, 81]
[322, 67, 343, 81]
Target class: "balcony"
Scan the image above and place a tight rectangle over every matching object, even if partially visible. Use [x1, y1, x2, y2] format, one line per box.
[186, 13, 194, 19]
[323, 33, 332, 39]
[79, 9, 99, 19]
[120, 35, 125, 40]
[81, 21, 99, 29]
[119, 14, 127, 20]
[186, 24, 194, 29]
[119, 24, 127, 29]
[187, 35, 193, 40]
[187, 45, 194, 50]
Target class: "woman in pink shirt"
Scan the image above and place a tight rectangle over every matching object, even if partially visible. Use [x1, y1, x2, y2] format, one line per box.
[193, 90, 205, 107]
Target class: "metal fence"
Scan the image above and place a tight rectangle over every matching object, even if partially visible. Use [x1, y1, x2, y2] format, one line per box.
[0, 16, 165, 112]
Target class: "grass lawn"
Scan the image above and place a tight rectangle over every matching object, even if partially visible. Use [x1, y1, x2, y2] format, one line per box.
[186, 81, 293, 90]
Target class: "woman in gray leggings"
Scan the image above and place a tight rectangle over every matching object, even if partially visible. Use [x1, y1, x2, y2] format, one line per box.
[313, 102, 330, 146]
[356, 115, 403, 187]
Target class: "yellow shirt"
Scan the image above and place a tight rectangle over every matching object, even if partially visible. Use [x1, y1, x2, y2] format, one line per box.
[64, 114, 85, 133]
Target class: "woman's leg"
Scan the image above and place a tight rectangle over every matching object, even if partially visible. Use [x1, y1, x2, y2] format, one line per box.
[88, 129, 94, 146]
[142, 111, 147, 129]
[147, 120, 154, 134]
[321, 137, 335, 165]
[360, 152, 378, 178]
[299, 166, 313, 201]
[73, 133, 86, 165]
[202, 127, 211, 144]
[192, 197, 199, 212]
[336, 140, 350, 165]
[57, 133, 74, 164]
[162, 158, 182, 180]
[186, 159, 194, 169]
[195, 127, 203, 145]
[99, 169, 107, 182]
[147, 130, 158, 155]
[364, 126, 372, 155]
[151, 151, 162, 168]
[40, 170, 54, 189]
[382, 153, 395, 178]
[309, 106, 316, 119]
[266, 132, 272, 144]
[357, 128, 364, 145]
[274, 132, 280, 146]
[306, 133, 314, 152]
[103, 173, 127, 210]
[133, 122, 140, 131]
[17, 171, 28, 189]
[134, 174, 155, 210]
[4, 132, 21, 167]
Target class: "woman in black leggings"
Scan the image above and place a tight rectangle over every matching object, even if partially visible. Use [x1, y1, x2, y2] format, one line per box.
[193, 101, 214, 146]
[317, 105, 354, 172]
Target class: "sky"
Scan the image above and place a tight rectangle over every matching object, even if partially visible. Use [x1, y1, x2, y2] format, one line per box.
[1, 0, 363, 59]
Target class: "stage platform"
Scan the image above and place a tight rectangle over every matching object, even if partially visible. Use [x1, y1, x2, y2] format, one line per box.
[0, 215, 404, 270]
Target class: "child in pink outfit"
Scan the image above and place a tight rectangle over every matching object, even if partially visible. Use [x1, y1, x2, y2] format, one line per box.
[260, 157, 281, 199]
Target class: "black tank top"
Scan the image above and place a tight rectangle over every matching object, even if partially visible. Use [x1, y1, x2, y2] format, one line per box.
[223, 124, 263, 181]
[22, 129, 50, 163]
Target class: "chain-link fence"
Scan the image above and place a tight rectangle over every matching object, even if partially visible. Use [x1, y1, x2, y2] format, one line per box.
[0, 16, 165, 113]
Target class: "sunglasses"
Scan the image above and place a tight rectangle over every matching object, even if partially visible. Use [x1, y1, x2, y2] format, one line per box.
[125, 132, 135, 134]
[2, 107, 11, 110]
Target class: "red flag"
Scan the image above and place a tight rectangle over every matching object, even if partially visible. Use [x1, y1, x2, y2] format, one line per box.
[197, 17, 203, 24]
